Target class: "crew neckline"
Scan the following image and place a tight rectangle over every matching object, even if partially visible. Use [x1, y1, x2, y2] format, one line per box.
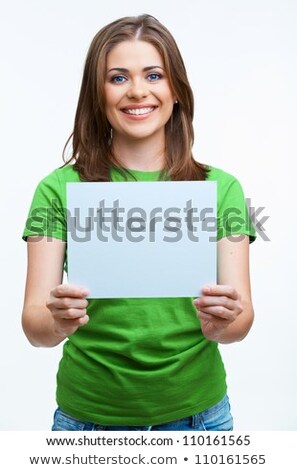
[126, 168, 162, 174]
[112, 166, 163, 175]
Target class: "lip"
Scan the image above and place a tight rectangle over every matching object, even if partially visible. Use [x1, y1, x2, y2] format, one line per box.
[120, 104, 158, 111]
[120, 104, 158, 120]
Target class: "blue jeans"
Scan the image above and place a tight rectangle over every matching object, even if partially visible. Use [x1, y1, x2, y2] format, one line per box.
[52, 395, 233, 431]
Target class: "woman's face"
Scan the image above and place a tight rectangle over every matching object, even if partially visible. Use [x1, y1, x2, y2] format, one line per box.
[104, 40, 175, 143]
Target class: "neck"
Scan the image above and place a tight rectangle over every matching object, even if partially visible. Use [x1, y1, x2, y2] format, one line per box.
[111, 133, 166, 171]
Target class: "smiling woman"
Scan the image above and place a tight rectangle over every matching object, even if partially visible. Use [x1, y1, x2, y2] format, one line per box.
[21, 14, 256, 432]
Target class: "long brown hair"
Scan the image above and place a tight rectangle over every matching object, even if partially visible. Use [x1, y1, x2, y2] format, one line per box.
[62, 14, 209, 181]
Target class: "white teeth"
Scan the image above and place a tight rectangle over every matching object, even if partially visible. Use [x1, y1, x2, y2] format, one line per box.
[124, 107, 155, 115]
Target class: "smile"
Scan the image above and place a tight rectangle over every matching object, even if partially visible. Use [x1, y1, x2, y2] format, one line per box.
[122, 107, 156, 116]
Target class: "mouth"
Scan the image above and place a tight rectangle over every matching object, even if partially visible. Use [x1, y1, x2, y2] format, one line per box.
[121, 106, 157, 116]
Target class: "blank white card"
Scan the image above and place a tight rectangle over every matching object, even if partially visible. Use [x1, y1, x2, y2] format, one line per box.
[66, 181, 217, 298]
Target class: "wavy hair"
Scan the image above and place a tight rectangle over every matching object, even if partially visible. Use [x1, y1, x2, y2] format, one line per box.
[62, 14, 209, 181]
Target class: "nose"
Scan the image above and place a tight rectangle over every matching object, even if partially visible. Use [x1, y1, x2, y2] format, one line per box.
[126, 78, 149, 100]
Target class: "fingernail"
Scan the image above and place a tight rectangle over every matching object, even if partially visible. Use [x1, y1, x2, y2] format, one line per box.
[203, 285, 211, 293]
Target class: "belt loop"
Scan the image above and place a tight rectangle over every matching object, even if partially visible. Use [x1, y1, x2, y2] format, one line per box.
[191, 413, 200, 428]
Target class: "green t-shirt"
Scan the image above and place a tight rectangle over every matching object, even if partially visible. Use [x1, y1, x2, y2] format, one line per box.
[22, 164, 256, 426]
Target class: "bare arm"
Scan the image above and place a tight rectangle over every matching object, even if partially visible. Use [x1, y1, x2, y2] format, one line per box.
[193, 235, 254, 344]
[22, 237, 89, 347]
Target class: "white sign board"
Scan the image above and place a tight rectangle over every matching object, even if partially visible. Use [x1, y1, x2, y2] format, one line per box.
[66, 181, 217, 298]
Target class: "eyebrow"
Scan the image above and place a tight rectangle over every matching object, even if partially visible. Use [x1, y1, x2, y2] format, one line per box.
[106, 66, 164, 74]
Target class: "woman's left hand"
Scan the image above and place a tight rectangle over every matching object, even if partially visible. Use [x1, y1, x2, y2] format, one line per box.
[193, 285, 243, 342]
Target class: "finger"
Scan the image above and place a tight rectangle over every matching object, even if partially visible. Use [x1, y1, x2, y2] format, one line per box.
[197, 311, 232, 327]
[52, 284, 89, 298]
[66, 315, 89, 327]
[193, 295, 234, 310]
[197, 311, 229, 326]
[56, 315, 90, 335]
[197, 311, 214, 322]
[52, 307, 88, 320]
[201, 285, 239, 300]
[198, 305, 235, 320]
[52, 297, 89, 310]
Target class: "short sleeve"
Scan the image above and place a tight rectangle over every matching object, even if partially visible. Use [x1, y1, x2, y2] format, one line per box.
[217, 177, 256, 243]
[22, 170, 67, 241]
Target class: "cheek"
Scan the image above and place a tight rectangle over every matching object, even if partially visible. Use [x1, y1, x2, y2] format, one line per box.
[160, 87, 174, 110]
[105, 109, 118, 129]
[104, 85, 119, 108]
[164, 98, 174, 116]
[104, 91, 119, 124]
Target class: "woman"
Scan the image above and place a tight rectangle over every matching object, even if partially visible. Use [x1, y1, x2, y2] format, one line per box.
[22, 14, 256, 431]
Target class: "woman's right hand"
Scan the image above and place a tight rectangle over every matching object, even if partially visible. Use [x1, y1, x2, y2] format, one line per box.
[46, 284, 90, 338]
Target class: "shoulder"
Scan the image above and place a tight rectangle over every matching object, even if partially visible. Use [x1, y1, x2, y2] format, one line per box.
[29, 165, 81, 208]
[206, 165, 239, 185]
[206, 165, 244, 199]
[205, 165, 249, 218]
[205, 165, 256, 242]
[38, 164, 81, 187]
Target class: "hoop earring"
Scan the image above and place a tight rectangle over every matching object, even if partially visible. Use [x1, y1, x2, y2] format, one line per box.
[170, 113, 174, 133]
[107, 127, 113, 146]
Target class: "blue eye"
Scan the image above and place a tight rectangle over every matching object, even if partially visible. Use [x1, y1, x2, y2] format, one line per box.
[147, 73, 162, 81]
[111, 75, 127, 84]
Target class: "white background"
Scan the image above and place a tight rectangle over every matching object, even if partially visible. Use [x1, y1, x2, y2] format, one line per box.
[0, 0, 296, 430]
